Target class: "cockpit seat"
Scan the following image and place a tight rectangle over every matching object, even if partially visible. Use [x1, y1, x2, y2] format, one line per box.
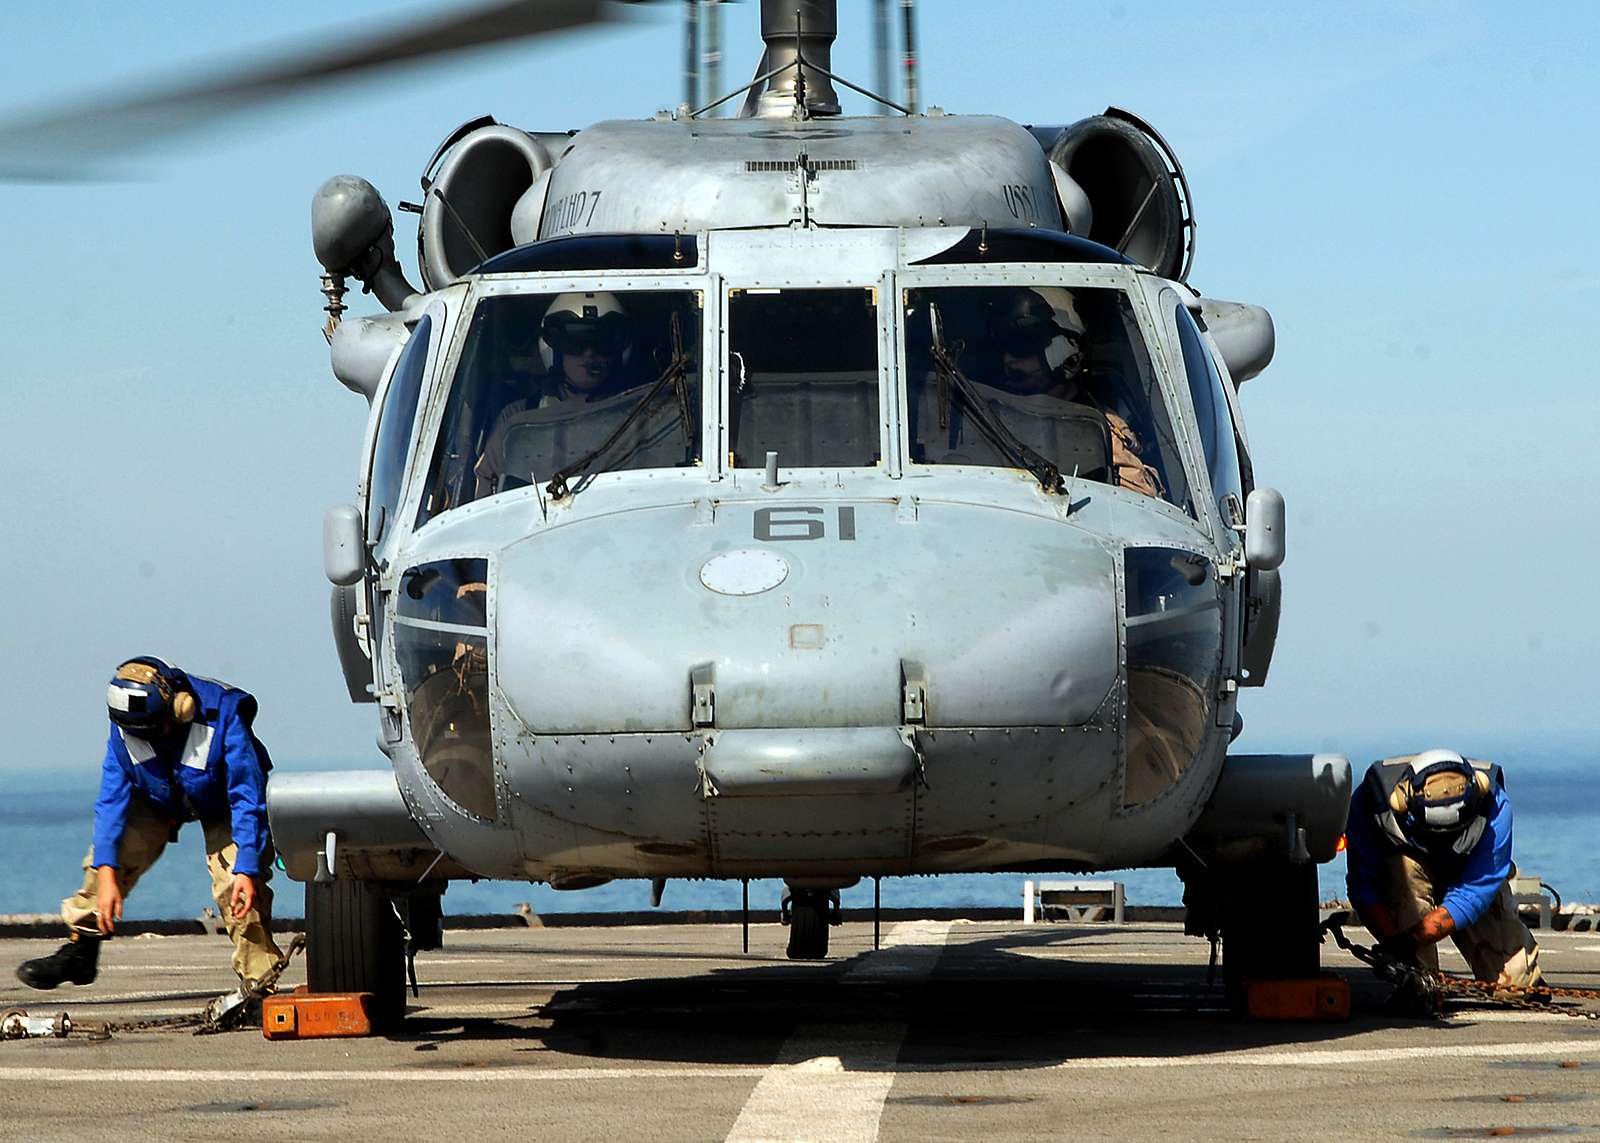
[483, 389, 694, 494]
[913, 378, 1112, 484]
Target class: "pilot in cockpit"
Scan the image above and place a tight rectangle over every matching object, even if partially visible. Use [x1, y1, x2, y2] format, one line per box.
[475, 291, 637, 494]
[986, 287, 1162, 499]
[512, 290, 635, 413]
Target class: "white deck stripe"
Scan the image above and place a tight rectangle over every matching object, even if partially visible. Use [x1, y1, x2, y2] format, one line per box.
[1, 1039, 1597, 1086]
[724, 920, 951, 1143]
[0, 1066, 757, 1083]
[1036, 1038, 1600, 1071]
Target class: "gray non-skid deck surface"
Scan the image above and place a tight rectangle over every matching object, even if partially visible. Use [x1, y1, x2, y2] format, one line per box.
[4, 921, 1600, 1141]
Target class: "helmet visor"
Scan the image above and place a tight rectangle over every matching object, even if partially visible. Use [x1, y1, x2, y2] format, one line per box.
[987, 297, 1078, 361]
[541, 310, 629, 357]
[993, 324, 1080, 361]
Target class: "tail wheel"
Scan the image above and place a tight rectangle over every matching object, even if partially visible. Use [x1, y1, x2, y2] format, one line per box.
[305, 878, 407, 1031]
[1221, 859, 1321, 1009]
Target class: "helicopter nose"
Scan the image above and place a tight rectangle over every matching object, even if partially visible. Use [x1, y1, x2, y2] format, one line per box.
[493, 500, 1118, 735]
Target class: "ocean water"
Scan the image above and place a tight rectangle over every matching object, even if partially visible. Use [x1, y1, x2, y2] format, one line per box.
[3, 749, 1594, 922]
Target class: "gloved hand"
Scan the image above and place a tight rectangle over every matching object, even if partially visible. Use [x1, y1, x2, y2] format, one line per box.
[1384, 970, 1442, 1019]
[1375, 930, 1420, 963]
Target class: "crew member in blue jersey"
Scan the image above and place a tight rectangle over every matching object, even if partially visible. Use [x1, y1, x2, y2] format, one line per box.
[1345, 749, 1544, 992]
[15, 658, 284, 992]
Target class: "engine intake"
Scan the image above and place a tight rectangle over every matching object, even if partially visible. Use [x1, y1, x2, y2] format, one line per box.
[1047, 109, 1193, 281]
[418, 123, 553, 289]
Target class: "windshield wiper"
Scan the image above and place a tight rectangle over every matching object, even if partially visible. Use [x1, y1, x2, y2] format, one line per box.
[927, 306, 1063, 494]
[546, 312, 694, 499]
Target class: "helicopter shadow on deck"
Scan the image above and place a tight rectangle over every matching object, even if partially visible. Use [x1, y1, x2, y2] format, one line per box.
[392, 926, 1442, 1069]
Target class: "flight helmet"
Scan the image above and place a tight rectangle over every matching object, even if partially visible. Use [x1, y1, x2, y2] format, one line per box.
[538, 291, 631, 370]
[106, 656, 196, 737]
[1387, 747, 1492, 840]
[988, 287, 1086, 372]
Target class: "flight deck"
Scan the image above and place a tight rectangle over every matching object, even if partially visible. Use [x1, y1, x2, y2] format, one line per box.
[4, 919, 1599, 1141]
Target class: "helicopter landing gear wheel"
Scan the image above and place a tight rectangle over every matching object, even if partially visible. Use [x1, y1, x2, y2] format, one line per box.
[305, 878, 407, 1032]
[784, 888, 839, 960]
[1221, 858, 1321, 1012]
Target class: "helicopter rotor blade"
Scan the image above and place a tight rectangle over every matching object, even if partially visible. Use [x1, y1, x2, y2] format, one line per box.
[0, 0, 647, 181]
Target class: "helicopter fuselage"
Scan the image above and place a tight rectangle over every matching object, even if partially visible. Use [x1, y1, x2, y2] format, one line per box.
[322, 226, 1261, 889]
[272, 93, 1351, 912]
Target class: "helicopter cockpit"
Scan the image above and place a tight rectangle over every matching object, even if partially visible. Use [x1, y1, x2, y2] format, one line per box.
[901, 284, 1191, 510]
[400, 245, 1212, 526]
[420, 287, 704, 518]
[362, 232, 1249, 833]
[727, 287, 882, 470]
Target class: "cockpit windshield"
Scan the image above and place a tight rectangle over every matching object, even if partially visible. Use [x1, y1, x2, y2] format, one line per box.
[727, 287, 881, 468]
[903, 286, 1193, 512]
[416, 289, 701, 524]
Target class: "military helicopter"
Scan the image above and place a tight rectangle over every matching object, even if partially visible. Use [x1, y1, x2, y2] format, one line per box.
[4, 0, 1351, 1027]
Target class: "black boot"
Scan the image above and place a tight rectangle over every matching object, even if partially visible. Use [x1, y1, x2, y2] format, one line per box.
[15, 933, 101, 990]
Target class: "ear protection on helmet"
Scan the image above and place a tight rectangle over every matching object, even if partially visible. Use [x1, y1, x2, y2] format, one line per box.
[1388, 778, 1412, 816]
[114, 656, 196, 726]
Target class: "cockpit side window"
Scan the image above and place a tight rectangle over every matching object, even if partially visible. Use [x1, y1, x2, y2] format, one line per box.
[367, 314, 434, 545]
[1122, 546, 1222, 806]
[1172, 303, 1245, 527]
[727, 287, 881, 468]
[416, 289, 701, 524]
[902, 286, 1194, 513]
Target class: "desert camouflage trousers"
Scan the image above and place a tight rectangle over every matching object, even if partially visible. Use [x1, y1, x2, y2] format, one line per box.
[1381, 851, 1543, 989]
[61, 795, 284, 986]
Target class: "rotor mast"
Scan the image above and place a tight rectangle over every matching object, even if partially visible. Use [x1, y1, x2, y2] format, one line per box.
[755, 0, 841, 117]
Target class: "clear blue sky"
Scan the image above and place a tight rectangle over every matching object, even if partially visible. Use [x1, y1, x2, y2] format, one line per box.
[2, 1, 1596, 780]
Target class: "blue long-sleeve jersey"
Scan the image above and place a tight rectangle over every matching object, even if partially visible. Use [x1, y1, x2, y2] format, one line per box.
[1345, 777, 1513, 929]
[92, 676, 273, 877]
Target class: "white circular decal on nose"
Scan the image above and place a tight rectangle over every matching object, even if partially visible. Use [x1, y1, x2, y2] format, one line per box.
[699, 549, 789, 596]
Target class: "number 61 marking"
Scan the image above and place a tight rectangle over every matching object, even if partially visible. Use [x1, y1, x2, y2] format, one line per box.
[753, 506, 857, 542]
